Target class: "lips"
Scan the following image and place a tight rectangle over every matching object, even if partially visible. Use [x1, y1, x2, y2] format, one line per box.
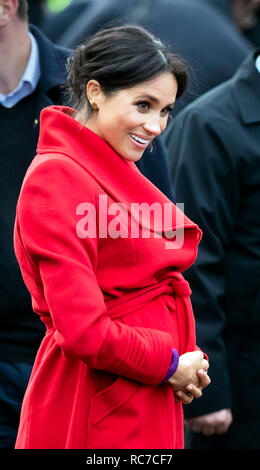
[130, 133, 150, 144]
[129, 133, 152, 149]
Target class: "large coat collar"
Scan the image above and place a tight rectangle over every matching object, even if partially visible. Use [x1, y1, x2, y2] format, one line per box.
[37, 105, 201, 239]
[231, 48, 260, 124]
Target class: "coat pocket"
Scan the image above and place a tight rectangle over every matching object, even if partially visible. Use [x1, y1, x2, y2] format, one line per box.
[87, 375, 138, 448]
[87, 375, 176, 449]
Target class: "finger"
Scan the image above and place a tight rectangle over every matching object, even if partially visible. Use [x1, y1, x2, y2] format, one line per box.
[202, 426, 216, 437]
[215, 421, 231, 435]
[197, 370, 211, 389]
[182, 394, 194, 405]
[175, 391, 193, 405]
[190, 423, 203, 433]
[186, 384, 202, 399]
[215, 426, 228, 435]
[201, 359, 209, 371]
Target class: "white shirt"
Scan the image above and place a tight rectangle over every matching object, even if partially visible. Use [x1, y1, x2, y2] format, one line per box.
[0, 32, 41, 108]
[255, 55, 260, 74]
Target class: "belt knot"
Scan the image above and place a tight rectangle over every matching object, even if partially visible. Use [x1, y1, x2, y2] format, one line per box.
[171, 278, 191, 297]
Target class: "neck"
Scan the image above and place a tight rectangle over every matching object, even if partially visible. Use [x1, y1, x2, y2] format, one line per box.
[0, 18, 31, 95]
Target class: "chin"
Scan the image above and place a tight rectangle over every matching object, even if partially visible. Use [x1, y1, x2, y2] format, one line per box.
[127, 155, 143, 162]
[119, 150, 144, 162]
[127, 149, 145, 162]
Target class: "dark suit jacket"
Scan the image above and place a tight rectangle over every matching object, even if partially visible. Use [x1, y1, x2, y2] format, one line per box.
[166, 50, 260, 448]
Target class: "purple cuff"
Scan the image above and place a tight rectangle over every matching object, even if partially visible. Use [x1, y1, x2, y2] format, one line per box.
[161, 348, 179, 383]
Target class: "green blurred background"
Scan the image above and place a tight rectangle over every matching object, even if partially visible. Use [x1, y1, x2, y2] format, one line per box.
[47, 0, 73, 13]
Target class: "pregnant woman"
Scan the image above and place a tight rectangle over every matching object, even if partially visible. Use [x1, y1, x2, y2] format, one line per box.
[14, 25, 210, 449]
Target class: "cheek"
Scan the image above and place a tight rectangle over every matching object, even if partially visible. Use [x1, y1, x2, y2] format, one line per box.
[111, 112, 140, 138]
[99, 104, 143, 146]
[124, 116, 147, 142]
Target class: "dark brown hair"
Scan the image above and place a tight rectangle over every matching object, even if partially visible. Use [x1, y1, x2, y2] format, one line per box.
[66, 24, 188, 113]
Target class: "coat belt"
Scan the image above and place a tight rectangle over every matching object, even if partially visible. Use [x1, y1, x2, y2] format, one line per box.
[105, 273, 194, 355]
[41, 272, 195, 355]
[105, 273, 192, 319]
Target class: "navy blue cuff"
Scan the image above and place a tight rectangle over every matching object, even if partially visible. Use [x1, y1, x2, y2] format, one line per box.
[161, 348, 179, 383]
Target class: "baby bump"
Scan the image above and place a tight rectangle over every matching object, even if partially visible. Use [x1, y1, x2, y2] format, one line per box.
[118, 293, 180, 350]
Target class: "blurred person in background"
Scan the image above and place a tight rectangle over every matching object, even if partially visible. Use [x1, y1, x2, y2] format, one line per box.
[197, 0, 260, 46]
[231, 0, 260, 45]
[0, 0, 70, 448]
[165, 48, 260, 448]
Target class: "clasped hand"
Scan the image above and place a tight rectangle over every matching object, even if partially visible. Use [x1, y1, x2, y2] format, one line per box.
[167, 351, 210, 405]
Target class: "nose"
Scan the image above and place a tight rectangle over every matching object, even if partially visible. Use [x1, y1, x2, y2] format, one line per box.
[143, 117, 162, 137]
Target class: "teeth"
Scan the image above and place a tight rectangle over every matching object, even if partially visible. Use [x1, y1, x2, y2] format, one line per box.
[130, 134, 149, 144]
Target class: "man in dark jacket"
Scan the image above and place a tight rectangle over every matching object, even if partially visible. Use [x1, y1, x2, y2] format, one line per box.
[0, 0, 71, 448]
[165, 49, 260, 448]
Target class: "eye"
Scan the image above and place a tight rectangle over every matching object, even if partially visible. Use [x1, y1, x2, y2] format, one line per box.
[136, 101, 150, 112]
[161, 106, 173, 117]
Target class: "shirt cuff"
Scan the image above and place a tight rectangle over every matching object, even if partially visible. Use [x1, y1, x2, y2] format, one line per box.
[161, 348, 179, 383]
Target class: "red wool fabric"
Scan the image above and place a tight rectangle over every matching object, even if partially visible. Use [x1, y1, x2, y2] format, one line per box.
[14, 106, 203, 449]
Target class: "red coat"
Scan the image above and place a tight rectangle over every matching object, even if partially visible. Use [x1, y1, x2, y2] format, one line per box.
[14, 106, 202, 449]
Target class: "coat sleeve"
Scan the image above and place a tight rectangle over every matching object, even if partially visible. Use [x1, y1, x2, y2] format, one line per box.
[166, 109, 239, 417]
[16, 157, 174, 385]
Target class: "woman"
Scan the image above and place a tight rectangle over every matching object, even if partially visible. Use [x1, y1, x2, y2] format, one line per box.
[14, 25, 210, 449]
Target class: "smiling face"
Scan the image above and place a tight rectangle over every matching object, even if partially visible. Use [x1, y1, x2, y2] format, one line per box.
[84, 72, 178, 162]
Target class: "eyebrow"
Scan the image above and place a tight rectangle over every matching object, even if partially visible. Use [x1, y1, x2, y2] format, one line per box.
[135, 94, 175, 107]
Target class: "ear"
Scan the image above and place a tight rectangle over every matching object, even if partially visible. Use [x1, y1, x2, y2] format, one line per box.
[0, 0, 19, 26]
[86, 80, 104, 108]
